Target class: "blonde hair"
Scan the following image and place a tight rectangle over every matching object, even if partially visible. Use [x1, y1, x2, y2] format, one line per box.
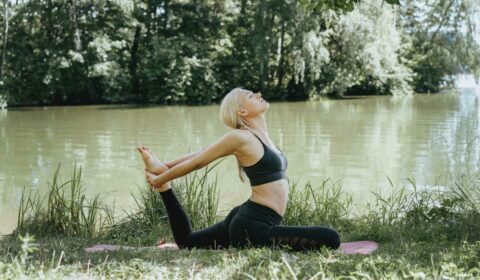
[219, 87, 254, 183]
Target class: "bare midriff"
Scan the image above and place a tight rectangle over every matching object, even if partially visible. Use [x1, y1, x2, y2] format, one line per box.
[249, 179, 289, 216]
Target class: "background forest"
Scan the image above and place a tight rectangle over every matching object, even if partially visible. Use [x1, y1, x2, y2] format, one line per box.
[0, 0, 479, 106]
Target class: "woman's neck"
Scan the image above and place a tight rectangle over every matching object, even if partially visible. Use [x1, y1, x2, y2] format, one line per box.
[244, 115, 269, 137]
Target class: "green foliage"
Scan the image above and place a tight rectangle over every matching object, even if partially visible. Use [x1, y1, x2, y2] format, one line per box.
[1, 0, 477, 106]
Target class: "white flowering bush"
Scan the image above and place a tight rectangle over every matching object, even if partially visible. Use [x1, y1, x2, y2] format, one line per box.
[83, 22, 134, 102]
[292, 0, 413, 97]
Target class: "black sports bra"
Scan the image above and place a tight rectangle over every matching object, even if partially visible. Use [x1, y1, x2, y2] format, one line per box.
[241, 132, 288, 186]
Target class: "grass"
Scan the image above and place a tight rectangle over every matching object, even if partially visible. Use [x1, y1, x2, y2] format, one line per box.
[283, 179, 353, 231]
[16, 164, 114, 239]
[2, 159, 480, 279]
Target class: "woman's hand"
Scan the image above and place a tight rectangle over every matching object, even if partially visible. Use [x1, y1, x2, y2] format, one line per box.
[145, 170, 169, 191]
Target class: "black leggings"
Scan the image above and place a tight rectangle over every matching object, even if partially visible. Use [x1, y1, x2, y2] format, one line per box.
[160, 189, 340, 251]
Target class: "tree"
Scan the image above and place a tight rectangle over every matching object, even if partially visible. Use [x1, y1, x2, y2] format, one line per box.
[0, 0, 9, 82]
[290, 0, 413, 98]
[400, 0, 480, 92]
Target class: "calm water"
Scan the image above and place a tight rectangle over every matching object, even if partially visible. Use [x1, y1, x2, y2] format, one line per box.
[1, 90, 479, 234]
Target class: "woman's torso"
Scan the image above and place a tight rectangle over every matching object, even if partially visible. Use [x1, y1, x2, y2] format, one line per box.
[234, 129, 289, 216]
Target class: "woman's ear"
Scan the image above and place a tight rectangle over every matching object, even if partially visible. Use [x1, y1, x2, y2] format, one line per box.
[238, 109, 248, 117]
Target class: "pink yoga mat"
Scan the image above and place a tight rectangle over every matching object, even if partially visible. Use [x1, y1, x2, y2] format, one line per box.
[339, 241, 378, 254]
[85, 240, 378, 254]
[84, 243, 179, 253]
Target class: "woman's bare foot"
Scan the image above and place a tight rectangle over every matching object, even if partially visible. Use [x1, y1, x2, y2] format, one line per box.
[137, 146, 168, 175]
[145, 170, 171, 192]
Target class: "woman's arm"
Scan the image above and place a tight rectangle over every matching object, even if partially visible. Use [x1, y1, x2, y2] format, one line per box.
[164, 148, 205, 169]
[146, 131, 244, 188]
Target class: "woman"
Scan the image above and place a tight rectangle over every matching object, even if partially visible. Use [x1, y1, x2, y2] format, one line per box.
[138, 88, 340, 251]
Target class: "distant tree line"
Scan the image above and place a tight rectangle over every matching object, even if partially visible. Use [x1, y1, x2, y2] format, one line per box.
[0, 0, 478, 106]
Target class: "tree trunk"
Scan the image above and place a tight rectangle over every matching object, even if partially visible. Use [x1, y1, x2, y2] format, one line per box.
[257, 0, 267, 90]
[263, 11, 275, 89]
[163, 0, 169, 32]
[69, 0, 82, 52]
[130, 25, 143, 102]
[275, 21, 286, 94]
[240, 0, 247, 14]
[69, 0, 98, 103]
[1, 0, 9, 81]
[429, 0, 455, 45]
[46, 0, 54, 44]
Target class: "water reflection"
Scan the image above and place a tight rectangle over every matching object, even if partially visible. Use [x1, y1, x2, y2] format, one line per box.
[0, 91, 479, 234]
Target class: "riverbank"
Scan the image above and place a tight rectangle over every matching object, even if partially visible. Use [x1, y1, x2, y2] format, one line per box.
[1, 164, 480, 279]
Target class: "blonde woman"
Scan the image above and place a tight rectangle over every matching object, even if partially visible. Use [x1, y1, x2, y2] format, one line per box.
[138, 88, 340, 250]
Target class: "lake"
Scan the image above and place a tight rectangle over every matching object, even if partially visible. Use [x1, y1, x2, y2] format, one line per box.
[1, 89, 479, 234]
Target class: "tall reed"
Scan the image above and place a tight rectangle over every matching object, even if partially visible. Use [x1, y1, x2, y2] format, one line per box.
[356, 172, 480, 242]
[16, 164, 114, 238]
[282, 179, 353, 230]
[174, 160, 222, 229]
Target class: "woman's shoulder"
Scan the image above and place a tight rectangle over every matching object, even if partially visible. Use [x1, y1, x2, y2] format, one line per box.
[222, 129, 259, 150]
[223, 129, 254, 156]
[225, 129, 252, 143]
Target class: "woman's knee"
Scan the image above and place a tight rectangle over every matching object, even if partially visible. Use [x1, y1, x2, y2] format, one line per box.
[304, 226, 340, 249]
[325, 227, 340, 249]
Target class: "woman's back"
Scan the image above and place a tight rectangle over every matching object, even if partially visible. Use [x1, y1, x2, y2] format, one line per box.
[233, 129, 289, 216]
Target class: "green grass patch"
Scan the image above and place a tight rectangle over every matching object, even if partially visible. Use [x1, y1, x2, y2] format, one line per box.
[3, 160, 480, 279]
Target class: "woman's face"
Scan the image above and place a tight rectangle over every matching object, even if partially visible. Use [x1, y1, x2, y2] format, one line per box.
[237, 90, 269, 118]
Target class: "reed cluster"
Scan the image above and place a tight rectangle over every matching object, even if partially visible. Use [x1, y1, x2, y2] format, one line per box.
[283, 179, 353, 231]
[16, 165, 113, 239]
